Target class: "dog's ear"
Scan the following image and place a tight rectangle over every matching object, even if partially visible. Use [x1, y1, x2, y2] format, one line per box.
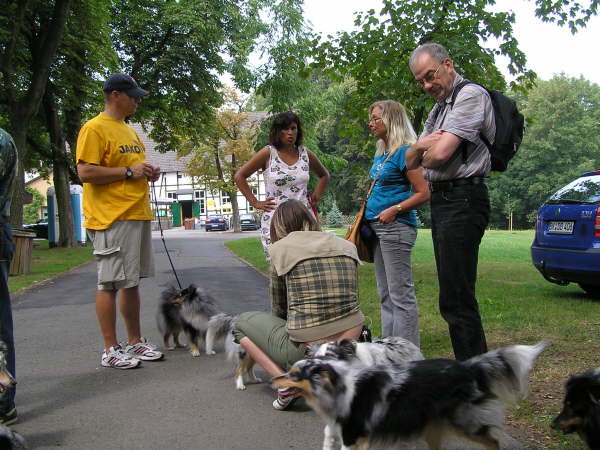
[306, 343, 320, 358]
[338, 339, 357, 356]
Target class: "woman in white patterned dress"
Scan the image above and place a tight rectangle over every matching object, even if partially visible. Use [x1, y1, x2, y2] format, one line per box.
[235, 111, 329, 255]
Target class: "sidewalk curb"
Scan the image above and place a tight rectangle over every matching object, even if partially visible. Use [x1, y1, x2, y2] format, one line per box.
[10, 259, 96, 299]
[223, 244, 268, 279]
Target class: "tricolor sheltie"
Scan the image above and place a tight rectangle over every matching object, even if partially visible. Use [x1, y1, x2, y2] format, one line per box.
[157, 285, 261, 389]
[310, 337, 424, 366]
[274, 342, 547, 450]
[157, 284, 220, 356]
[551, 368, 600, 449]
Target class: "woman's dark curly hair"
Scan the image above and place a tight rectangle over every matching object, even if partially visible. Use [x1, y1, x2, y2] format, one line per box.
[268, 111, 303, 149]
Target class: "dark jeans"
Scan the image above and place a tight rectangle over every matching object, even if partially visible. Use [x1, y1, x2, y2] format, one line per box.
[430, 183, 490, 360]
[0, 223, 15, 412]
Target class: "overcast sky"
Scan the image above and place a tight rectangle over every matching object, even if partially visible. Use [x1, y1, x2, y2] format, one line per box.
[303, 0, 600, 84]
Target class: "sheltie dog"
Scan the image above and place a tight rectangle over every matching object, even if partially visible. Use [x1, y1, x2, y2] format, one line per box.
[206, 313, 262, 390]
[157, 284, 221, 356]
[551, 368, 600, 449]
[310, 337, 424, 366]
[0, 340, 16, 398]
[274, 342, 547, 450]
[157, 285, 261, 389]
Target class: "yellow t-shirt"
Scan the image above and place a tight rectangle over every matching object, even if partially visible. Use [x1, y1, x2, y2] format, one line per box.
[76, 112, 152, 230]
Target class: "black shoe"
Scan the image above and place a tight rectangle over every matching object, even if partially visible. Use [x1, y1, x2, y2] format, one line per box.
[0, 407, 17, 426]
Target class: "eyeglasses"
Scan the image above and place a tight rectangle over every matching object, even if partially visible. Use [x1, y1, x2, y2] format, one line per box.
[415, 62, 444, 87]
[368, 117, 383, 125]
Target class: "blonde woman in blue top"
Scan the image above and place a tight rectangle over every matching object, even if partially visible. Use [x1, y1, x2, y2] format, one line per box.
[366, 100, 432, 346]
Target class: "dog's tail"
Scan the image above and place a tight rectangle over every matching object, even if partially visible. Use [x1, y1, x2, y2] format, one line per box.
[467, 341, 548, 404]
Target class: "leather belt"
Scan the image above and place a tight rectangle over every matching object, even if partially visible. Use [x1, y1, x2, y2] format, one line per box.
[429, 176, 486, 193]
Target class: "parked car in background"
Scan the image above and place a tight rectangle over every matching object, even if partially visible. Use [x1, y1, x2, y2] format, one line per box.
[204, 216, 229, 232]
[531, 170, 600, 297]
[23, 219, 48, 239]
[239, 213, 260, 231]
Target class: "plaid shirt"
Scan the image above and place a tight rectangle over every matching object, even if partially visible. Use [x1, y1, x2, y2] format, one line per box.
[271, 255, 360, 332]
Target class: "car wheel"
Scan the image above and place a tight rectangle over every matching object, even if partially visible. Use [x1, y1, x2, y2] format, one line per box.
[579, 283, 600, 298]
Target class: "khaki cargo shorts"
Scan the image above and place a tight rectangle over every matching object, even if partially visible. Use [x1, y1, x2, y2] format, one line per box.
[88, 220, 154, 291]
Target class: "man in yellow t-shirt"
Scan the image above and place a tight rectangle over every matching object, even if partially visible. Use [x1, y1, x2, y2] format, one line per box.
[76, 73, 163, 369]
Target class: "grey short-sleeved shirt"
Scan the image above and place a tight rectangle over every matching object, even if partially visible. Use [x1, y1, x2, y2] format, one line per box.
[420, 73, 496, 182]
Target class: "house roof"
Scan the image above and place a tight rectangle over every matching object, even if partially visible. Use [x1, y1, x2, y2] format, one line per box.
[131, 111, 268, 174]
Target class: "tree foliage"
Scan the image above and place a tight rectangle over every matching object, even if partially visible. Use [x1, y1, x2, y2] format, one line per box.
[23, 187, 44, 224]
[488, 74, 600, 228]
[183, 88, 261, 231]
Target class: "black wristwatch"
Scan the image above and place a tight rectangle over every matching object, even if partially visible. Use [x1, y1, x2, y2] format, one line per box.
[125, 167, 133, 180]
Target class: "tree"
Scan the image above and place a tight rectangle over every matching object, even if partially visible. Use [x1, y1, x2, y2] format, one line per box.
[23, 187, 44, 224]
[1, 0, 72, 228]
[326, 200, 344, 228]
[310, 0, 599, 135]
[487, 74, 600, 228]
[183, 88, 261, 232]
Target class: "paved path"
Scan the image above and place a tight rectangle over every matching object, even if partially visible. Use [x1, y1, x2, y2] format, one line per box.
[8, 229, 529, 449]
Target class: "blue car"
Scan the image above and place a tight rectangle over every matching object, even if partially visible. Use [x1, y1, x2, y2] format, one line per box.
[204, 216, 229, 232]
[531, 170, 600, 297]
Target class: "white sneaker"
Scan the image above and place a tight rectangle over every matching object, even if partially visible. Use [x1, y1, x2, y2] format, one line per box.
[124, 337, 164, 361]
[101, 345, 141, 369]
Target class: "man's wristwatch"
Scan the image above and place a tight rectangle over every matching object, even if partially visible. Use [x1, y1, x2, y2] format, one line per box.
[396, 204, 403, 212]
[125, 167, 133, 180]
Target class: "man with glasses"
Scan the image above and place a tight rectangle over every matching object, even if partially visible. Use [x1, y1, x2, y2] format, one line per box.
[406, 43, 495, 361]
[76, 73, 163, 369]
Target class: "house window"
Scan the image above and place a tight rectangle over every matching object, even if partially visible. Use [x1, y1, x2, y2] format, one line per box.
[199, 198, 205, 214]
[177, 173, 183, 179]
[167, 192, 177, 199]
[195, 190, 205, 199]
[221, 191, 230, 204]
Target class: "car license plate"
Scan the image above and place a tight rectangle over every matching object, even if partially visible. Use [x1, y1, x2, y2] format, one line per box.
[548, 221, 574, 234]
[241, 220, 250, 224]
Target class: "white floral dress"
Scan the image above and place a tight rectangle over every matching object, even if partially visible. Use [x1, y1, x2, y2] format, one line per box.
[260, 145, 311, 255]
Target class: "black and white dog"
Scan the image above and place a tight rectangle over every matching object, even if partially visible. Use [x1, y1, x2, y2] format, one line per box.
[310, 337, 424, 449]
[274, 342, 547, 450]
[551, 367, 600, 449]
[310, 337, 424, 366]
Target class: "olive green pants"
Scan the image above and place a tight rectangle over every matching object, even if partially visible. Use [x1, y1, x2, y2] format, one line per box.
[233, 311, 307, 370]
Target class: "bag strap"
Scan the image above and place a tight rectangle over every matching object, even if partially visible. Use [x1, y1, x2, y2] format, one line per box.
[366, 150, 395, 200]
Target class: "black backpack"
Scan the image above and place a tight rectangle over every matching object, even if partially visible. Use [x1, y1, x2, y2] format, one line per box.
[448, 80, 524, 172]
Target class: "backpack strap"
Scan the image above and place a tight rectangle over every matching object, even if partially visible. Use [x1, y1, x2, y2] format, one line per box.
[447, 79, 474, 164]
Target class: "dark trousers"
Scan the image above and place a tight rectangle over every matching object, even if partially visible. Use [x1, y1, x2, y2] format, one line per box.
[0, 223, 15, 412]
[430, 183, 489, 360]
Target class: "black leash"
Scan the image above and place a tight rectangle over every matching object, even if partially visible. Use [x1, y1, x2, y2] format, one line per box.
[151, 180, 182, 290]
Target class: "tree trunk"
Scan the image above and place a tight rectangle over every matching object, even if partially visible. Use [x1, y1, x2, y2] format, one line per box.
[44, 84, 76, 247]
[230, 191, 240, 232]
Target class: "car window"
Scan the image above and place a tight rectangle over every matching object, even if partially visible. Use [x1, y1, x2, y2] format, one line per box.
[240, 214, 255, 220]
[547, 175, 600, 204]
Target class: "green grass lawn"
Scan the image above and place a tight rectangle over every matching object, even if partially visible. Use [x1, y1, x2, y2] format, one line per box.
[226, 229, 598, 449]
[8, 240, 94, 294]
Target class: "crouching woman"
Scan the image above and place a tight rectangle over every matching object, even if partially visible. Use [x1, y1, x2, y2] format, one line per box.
[233, 199, 364, 410]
